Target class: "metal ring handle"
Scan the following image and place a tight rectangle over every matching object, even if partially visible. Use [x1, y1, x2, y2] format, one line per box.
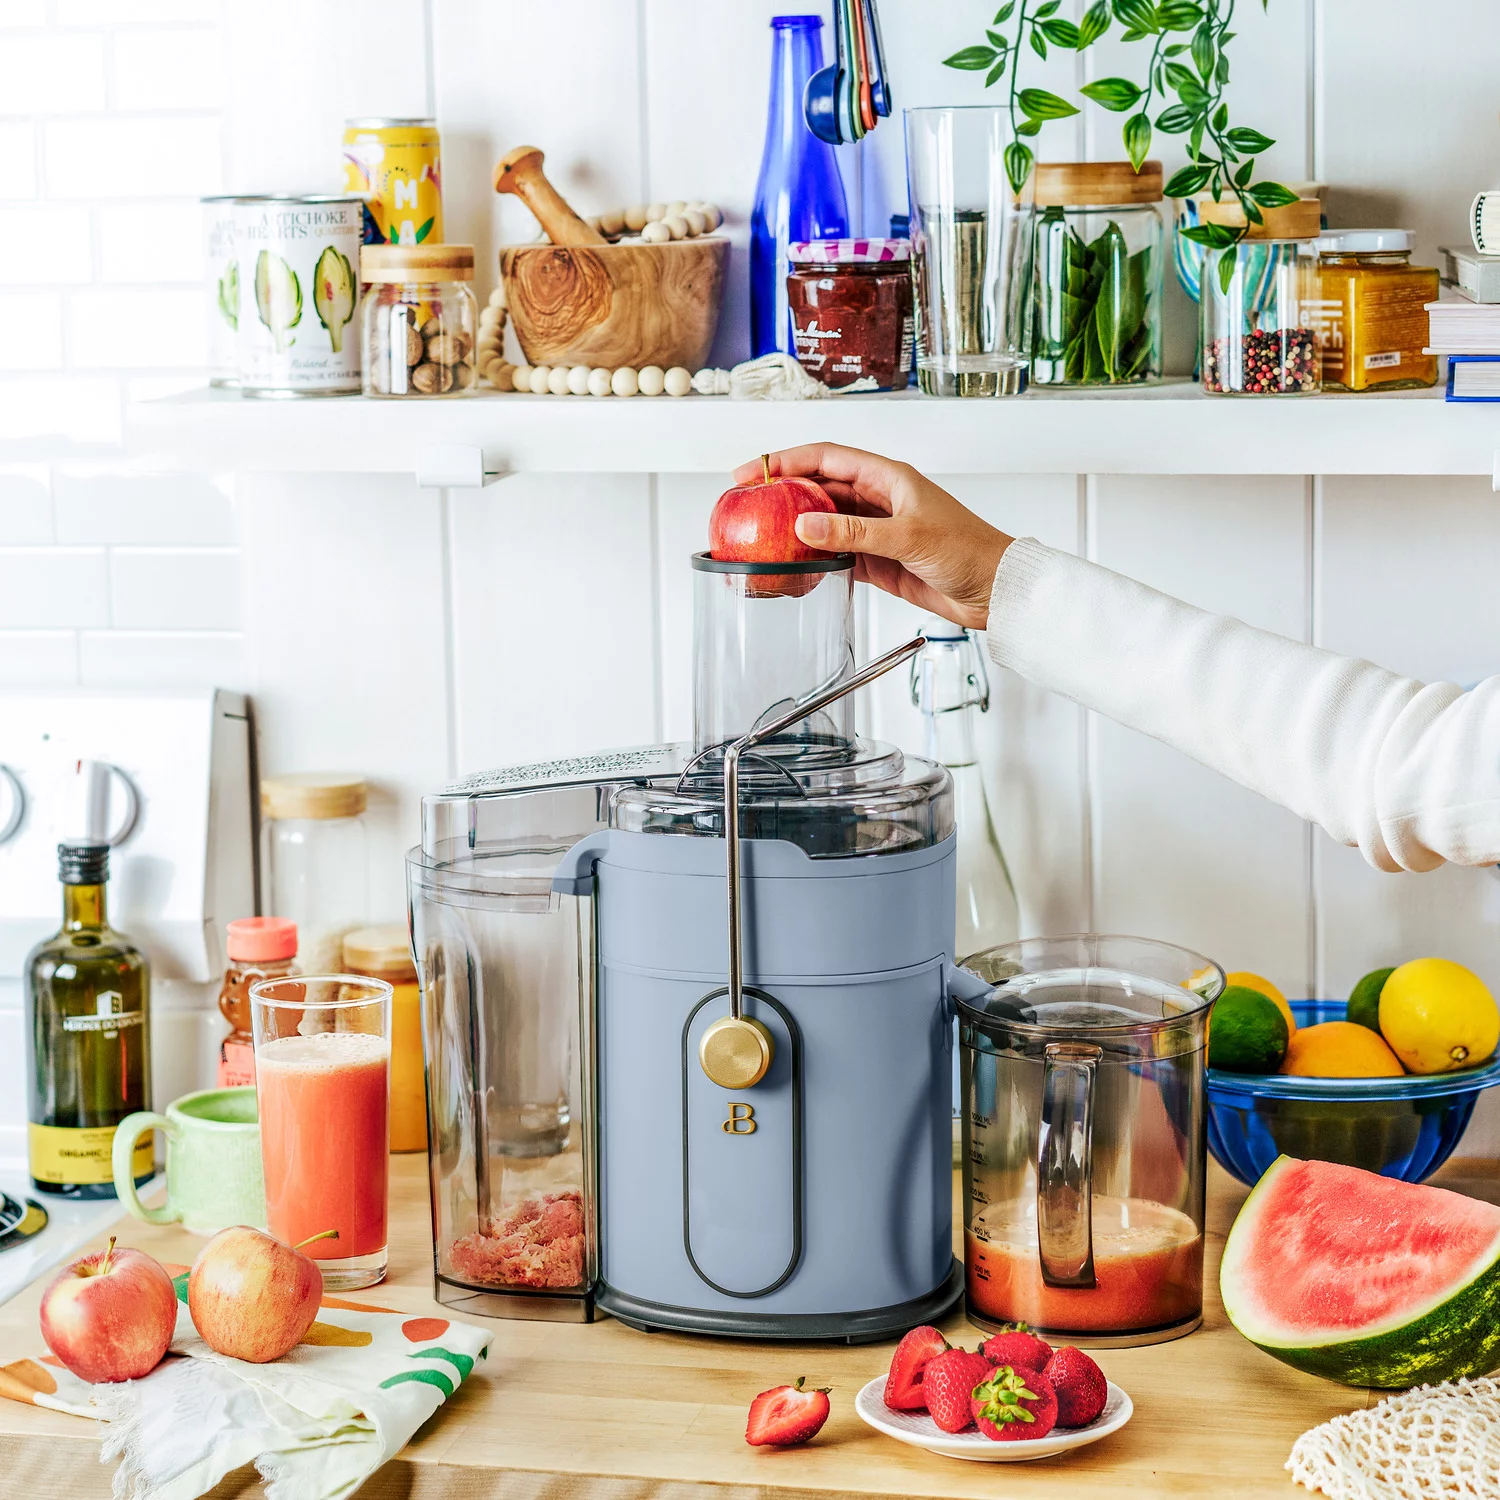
[0, 765, 23, 846]
[1036, 1041, 1101, 1290]
[723, 635, 925, 1021]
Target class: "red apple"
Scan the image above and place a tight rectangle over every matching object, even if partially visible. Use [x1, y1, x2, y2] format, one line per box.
[187, 1225, 330, 1363]
[709, 456, 838, 597]
[39, 1236, 177, 1383]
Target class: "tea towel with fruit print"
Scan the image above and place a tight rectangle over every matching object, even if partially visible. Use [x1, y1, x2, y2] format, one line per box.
[0, 1275, 492, 1500]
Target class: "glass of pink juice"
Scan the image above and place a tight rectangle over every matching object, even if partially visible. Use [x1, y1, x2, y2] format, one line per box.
[250, 974, 393, 1289]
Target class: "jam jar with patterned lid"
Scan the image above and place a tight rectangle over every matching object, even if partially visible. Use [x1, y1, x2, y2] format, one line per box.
[786, 237, 914, 391]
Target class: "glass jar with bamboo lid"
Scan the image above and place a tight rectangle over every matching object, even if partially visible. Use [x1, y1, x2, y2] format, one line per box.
[1196, 196, 1323, 395]
[1031, 160, 1165, 386]
[361, 243, 478, 397]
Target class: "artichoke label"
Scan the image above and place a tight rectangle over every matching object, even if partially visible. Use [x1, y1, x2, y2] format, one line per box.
[233, 197, 362, 392]
[218, 261, 239, 330]
[201, 198, 239, 385]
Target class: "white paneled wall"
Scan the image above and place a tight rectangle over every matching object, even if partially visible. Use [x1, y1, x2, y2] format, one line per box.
[3, 0, 1500, 1153]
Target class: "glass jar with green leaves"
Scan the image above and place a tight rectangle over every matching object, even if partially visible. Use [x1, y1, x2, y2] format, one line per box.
[1030, 160, 1164, 385]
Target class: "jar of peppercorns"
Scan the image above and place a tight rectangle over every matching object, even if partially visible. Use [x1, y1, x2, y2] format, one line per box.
[361, 243, 478, 398]
[1198, 197, 1322, 396]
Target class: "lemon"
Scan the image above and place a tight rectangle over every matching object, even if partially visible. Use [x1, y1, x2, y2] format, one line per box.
[1208, 986, 1289, 1073]
[1280, 1021, 1404, 1078]
[1347, 966, 1395, 1033]
[1224, 970, 1297, 1038]
[1379, 958, 1500, 1075]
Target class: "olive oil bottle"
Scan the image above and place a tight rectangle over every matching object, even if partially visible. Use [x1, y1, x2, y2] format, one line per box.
[25, 842, 152, 1198]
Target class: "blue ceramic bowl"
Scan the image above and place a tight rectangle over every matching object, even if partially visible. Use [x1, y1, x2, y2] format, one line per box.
[1207, 1000, 1500, 1185]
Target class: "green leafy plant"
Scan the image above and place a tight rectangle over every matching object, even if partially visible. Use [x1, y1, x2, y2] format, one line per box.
[944, 0, 1296, 291]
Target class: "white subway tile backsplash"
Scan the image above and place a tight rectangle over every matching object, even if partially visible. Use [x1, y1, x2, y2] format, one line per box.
[79, 629, 244, 689]
[45, 117, 221, 198]
[0, 375, 120, 444]
[99, 203, 204, 284]
[0, 547, 107, 627]
[0, 468, 52, 543]
[0, 124, 37, 198]
[0, 207, 93, 284]
[108, 546, 240, 629]
[0, 291, 63, 371]
[0, 31, 106, 114]
[55, 471, 233, 545]
[111, 27, 225, 112]
[69, 289, 205, 369]
[0, 1, 47, 27]
[0, 630, 77, 685]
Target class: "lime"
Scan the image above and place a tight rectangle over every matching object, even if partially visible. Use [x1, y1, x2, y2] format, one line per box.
[1224, 970, 1296, 1038]
[1347, 966, 1395, 1033]
[1379, 958, 1500, 1074]
[1208, 986, 1290, 1073]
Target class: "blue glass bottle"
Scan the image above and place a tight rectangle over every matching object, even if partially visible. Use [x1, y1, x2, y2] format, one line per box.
[750, 15, 850, 357]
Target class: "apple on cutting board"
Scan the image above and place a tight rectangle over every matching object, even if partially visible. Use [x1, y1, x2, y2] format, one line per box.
[709, 456, 838, 598]
[39, 1236, 178, 1383]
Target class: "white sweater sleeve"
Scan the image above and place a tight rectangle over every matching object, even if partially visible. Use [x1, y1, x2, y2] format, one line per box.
[985, 538, 1500, 873]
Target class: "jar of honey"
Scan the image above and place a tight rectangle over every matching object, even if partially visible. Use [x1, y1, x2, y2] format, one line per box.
[1315, 230, 1438, 392]
[786, 238, 914, 391]
[343, 924, 427, 1153]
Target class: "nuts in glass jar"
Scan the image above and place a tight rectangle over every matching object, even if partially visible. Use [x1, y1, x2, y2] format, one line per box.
[360, 243, 479, 399]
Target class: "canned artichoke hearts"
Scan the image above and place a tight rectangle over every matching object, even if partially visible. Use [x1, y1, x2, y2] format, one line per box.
[201, 195, 241, 387]
[342, 118, 443, 246]
[234, 196, 362, 395]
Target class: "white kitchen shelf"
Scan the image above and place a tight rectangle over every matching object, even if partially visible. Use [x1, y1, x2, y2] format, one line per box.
[124, 380, 1500, 482]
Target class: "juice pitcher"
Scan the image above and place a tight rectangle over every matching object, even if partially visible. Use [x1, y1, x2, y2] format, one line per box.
[958, 935, 1222, 1346]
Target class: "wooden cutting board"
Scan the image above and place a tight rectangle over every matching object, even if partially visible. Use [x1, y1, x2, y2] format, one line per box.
[6, 1156, 1488, 1499]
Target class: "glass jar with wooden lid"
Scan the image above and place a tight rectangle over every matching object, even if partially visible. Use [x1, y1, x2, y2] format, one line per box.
[360, 243, 478, 397]
[1031, 160, 1165, 385]
[1197, 196, 1323, 395]
[260, 772, 369, 974]
[1315, 230, 1438, 392]
[344, 923, 427, 1153]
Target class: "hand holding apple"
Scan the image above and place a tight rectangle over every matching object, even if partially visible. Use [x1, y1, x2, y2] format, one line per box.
[709, 454, 838, 598]
[39, 1236, 177, 1383]
[187, 1225, 332, 1363]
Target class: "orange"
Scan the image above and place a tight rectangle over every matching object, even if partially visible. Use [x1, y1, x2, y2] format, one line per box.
[1280, 1021, 1404, 1078]
[1225, 971, 1297, 1038]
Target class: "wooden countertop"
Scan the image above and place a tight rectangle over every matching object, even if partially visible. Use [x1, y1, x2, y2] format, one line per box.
[4, 1156, 1495, 1500]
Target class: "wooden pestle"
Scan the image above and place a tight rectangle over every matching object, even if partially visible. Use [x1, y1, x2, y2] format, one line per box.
[493, 146, 607, 247]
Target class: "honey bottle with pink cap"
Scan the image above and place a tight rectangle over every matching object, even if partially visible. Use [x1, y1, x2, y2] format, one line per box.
[217, 917, 297, 1087]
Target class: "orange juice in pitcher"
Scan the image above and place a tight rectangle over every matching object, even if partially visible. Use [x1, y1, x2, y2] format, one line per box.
[342, 118, 443, 246]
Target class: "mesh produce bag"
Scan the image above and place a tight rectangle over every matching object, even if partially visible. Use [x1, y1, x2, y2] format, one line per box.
[1288, 1378, 1500, 1500]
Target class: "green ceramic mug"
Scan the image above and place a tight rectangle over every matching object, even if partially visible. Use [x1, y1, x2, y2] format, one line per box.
[111, 1086, 267, 1235]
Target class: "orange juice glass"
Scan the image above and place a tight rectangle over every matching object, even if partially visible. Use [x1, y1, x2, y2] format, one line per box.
[250, 974, 392, 1289]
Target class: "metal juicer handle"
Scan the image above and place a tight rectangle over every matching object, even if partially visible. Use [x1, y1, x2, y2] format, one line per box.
[723, 634, 926, 1020]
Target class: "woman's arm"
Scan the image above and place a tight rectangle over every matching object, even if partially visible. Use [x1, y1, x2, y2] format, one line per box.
[738, 445, 1500, 872]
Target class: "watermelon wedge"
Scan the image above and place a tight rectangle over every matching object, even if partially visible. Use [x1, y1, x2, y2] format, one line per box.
[1221, 1156, 1500, 1388]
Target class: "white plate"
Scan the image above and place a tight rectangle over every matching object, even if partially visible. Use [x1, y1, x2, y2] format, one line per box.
[854, 1374, 1134, 1462]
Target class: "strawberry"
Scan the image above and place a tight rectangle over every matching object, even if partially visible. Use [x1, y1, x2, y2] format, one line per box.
[883, 1324, 949, 1411]
[1044, 1346, 1108, 1428]
[745, 1376, 832, 1447]
[979, 1323, 1054, 1371]
[970, 1364, 1058, 1442]
[920, 1348, 993, 1434]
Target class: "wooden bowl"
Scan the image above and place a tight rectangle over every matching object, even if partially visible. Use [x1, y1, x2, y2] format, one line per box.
[500, 236, 728, 371]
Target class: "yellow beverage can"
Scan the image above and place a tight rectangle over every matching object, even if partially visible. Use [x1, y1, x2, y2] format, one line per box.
[342, 117, 443, 247]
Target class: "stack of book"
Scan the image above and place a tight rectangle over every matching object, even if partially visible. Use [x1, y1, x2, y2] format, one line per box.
[1433, 245, 1500, 399]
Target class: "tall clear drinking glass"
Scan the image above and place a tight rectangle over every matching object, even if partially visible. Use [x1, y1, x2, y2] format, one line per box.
[906, 106, 1035, 396]
[251, 974, 392, 1289]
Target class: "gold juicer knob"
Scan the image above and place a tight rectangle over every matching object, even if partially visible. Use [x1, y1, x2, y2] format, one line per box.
[699, 1015, 774, 1089]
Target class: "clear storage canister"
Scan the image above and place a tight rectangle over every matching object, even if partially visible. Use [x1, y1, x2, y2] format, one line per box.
[1199, 196, 1323, 395]
[361, 243, 478, 397]
[260, 773, 369, 974]
[1031, 161, 1164, 386]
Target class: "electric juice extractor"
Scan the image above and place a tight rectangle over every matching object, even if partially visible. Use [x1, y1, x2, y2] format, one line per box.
[408, 549, 982, 1338]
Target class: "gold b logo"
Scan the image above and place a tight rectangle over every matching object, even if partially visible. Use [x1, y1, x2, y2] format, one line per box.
[722, 1102, 757, 1135]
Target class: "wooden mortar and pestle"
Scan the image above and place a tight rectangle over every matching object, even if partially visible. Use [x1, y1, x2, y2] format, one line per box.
[495, 146, 727, 372]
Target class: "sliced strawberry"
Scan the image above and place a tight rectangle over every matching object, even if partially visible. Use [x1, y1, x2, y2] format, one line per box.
[745, 1376, 832, 1447]
[1044, 1346, 1108, 1428]
[979, 1323, 1054, 1371]
[971, 1364, 1058, 1441]
[883, 1324, 949, 1411]
[920, 1348, 992, 1434]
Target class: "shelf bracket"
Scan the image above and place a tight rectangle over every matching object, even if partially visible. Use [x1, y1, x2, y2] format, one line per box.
[416, 444, 487, 489]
